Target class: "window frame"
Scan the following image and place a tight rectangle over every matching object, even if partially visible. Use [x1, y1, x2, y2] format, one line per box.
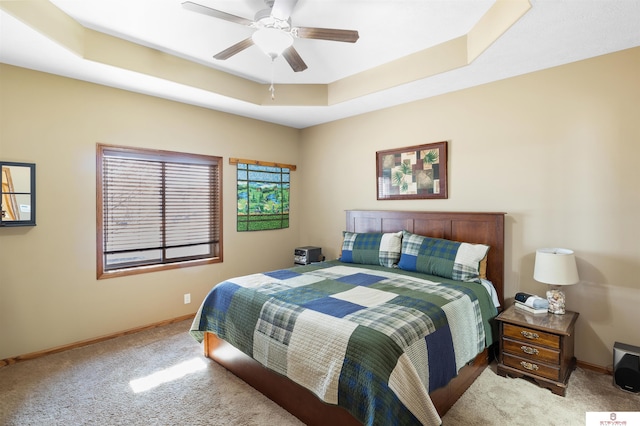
[96, 144, 223, 279]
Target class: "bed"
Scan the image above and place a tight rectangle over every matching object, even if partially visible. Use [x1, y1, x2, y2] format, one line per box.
[191, 210, 505, 425]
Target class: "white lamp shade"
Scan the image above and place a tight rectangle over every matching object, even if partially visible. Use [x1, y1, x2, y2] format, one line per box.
[252, 28, 293, 58]
[533, 248, 579, 285]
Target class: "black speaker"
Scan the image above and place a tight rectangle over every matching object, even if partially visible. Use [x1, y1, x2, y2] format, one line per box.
[613, 341, 640, 393]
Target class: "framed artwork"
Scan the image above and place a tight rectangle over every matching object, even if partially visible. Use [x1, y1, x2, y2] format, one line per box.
[236, 161, 290, 231]
[376, 141, 448, 200]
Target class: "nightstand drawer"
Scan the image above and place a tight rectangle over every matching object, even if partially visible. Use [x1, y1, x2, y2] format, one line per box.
[502, 337, 560, 365]
[502, 353, 560, 381]
[503, 323, 560, 349]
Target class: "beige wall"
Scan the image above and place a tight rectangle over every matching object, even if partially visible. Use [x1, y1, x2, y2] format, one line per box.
[299, 47, 640, 368]
[0, 64, 300, 360]
[1, 47, 639, 368]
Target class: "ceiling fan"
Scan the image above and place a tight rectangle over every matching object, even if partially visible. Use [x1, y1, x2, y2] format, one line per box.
[182, 0, 359, 72]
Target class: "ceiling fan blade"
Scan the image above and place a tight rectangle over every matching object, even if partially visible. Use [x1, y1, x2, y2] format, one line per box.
[182, 1, 253, 26]
[282, 46, 307, 72]
[270, 0, 299, 21]
[294, 27, 359, 43]
[213, 38, 254, 60]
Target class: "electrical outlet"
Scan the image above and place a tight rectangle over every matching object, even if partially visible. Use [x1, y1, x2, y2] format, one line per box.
[184, 293, 191, 304]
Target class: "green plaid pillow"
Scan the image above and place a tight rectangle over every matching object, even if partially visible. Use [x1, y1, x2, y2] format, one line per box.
[397, 230, 489, 282]
[340, 231, 402, 267]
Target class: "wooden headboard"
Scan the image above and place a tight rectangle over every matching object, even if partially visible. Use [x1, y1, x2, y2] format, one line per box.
[346, 210, 506, 308]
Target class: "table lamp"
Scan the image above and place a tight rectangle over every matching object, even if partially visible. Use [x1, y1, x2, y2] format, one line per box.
[533, 248, 579, 314]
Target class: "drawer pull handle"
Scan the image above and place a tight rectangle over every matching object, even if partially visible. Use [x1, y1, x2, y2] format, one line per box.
[521, 345, 539, 355]
[520, 361, 539, 371]
[520, 330, 539, 340]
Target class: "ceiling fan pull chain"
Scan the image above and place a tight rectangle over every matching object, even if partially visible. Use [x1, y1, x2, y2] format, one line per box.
[269, 57, 276, 100]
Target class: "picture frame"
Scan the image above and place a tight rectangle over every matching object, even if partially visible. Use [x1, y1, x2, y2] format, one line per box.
[376, 141, 448, 200]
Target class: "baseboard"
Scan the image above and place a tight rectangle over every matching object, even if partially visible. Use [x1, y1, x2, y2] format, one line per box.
[577, 359, 613, 375]
[0, 314, 195, 368]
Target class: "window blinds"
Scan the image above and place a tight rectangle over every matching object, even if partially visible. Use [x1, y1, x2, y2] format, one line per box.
[101, 149, 220, 269]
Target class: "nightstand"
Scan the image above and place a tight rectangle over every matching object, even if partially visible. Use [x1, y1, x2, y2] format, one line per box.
[496, 305, 579, 396]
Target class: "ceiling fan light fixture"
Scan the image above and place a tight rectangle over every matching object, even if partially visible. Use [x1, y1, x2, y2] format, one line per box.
[252, 28, 293, 59]
[184, 0, 355, 73]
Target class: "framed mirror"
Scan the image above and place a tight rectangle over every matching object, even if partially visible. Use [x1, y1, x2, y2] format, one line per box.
[1, 161, 36, 227]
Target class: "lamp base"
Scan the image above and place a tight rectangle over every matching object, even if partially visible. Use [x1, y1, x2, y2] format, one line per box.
[547, 288, 566, 315]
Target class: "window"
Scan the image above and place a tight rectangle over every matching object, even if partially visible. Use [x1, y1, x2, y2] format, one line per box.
[97, 144, 222, 279]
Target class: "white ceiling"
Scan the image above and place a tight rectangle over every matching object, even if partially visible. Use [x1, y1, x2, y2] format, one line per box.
[1, 0, 639, 129]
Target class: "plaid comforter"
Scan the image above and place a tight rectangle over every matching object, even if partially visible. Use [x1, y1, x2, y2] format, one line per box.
[190, 260, 498, 426]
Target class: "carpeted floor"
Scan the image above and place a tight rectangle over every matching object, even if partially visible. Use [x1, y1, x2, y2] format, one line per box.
[443, 361, 639, 425]
[0, 319, 638, 425]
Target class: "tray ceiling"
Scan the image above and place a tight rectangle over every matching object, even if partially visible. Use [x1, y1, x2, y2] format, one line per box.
[1, 0, 639, 128]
